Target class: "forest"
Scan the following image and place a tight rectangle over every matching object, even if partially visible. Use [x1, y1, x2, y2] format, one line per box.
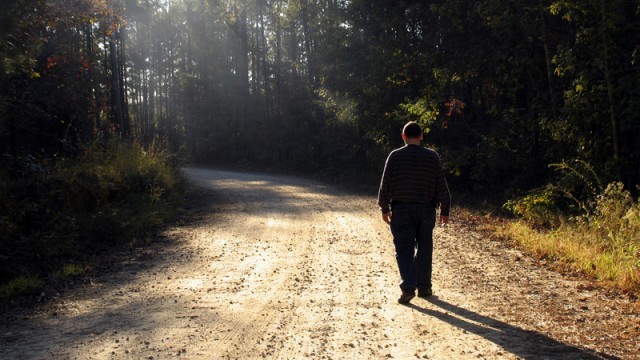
[1, 0, 639, 296]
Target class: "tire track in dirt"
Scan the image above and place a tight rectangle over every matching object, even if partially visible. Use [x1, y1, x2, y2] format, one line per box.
[0, 167, 637, 359]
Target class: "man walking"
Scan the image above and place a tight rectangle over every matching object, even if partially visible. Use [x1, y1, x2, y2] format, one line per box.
[378, 121, 450, 304]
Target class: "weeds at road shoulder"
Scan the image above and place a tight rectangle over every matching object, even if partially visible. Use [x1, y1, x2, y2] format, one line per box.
[497, 182, 640, 298]
[0, 141, 185, 301]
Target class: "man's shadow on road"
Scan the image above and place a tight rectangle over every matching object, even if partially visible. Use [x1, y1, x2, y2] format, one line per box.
[405, 296, 617, 360]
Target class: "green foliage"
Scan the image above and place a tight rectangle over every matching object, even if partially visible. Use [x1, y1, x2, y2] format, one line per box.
[587, 182, 640, 255]
[504, 157, 640, 293]
[397, 98, 440, 132]
[504, 186, 563, 228]
[547, 160, 603, 213]
[0, 141, 182, 296]
[0, 0, 130, 157]
[316, 88, 359, 126]
[502, 181, 640, 295]
[4, 0, 640, 196]
[54, 263, 87, 279]
[0, 276, 44, 300]
[504, 159, 604, 226]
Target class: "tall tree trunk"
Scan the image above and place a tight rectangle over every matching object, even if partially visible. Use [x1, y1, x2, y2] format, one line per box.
[289, 18, 298, 77]
[148, 6, 156, 145]
[259, 0, 271, 121]
[109, 38, 125, 138]
[118, 28, 131, 139]
[149, 59, 155, 142]
[300, 0, 315, 87]
[85, 20, 99, 138]
[539, 3, 558, 124]
[600, 0, 620, 177]
[275, 0, 282, 114]
[169, 37, 177, 147]
[238, 3, 250, 96]
[143, 0, 152, 147]
[251, 16, 259, 94]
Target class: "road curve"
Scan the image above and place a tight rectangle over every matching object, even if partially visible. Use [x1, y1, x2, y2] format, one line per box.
[0, 167, 636, 359]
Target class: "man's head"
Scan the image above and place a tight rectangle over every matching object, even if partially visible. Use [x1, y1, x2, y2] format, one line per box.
[402, 121, 423, 144]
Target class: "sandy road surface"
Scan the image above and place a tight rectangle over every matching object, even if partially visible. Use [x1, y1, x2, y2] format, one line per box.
[1, 167, 638, 359]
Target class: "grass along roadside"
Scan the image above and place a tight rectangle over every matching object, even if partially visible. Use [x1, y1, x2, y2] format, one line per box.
[0, 141, 184, 301]
[497, 183, 640, 298]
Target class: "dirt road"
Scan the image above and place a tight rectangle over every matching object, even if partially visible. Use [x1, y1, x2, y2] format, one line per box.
[1, 167, 638, 359]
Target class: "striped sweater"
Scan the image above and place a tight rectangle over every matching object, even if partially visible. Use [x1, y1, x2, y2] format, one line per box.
[377, 144, 451, 216]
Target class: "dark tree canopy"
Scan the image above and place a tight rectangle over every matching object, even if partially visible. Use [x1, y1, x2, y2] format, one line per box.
[2, 0, 640, 194]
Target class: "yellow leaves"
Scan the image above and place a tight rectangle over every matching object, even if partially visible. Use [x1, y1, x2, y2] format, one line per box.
[549, 1, 574, 22]
[431, 68, 465, 87]
[399, 98, 439, 126]
[549, 3, 562, 16]
[315, 87, 358, 125]
[622, 206, 639, 223]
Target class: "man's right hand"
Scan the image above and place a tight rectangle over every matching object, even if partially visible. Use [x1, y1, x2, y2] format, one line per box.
[382, 212, 392, 225]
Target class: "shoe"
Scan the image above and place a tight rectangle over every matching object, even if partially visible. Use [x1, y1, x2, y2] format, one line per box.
[398, 291, 415, 304]
[417, 288, 432, 298]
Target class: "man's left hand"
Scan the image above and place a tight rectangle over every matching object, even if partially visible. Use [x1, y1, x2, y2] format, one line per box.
[382, 212, 392, 225]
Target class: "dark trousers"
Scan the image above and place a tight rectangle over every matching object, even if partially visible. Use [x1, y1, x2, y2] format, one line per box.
[390, 203, 436, 292]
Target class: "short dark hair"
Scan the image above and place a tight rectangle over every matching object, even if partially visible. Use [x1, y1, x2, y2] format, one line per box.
[402, 122, 422, 138]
